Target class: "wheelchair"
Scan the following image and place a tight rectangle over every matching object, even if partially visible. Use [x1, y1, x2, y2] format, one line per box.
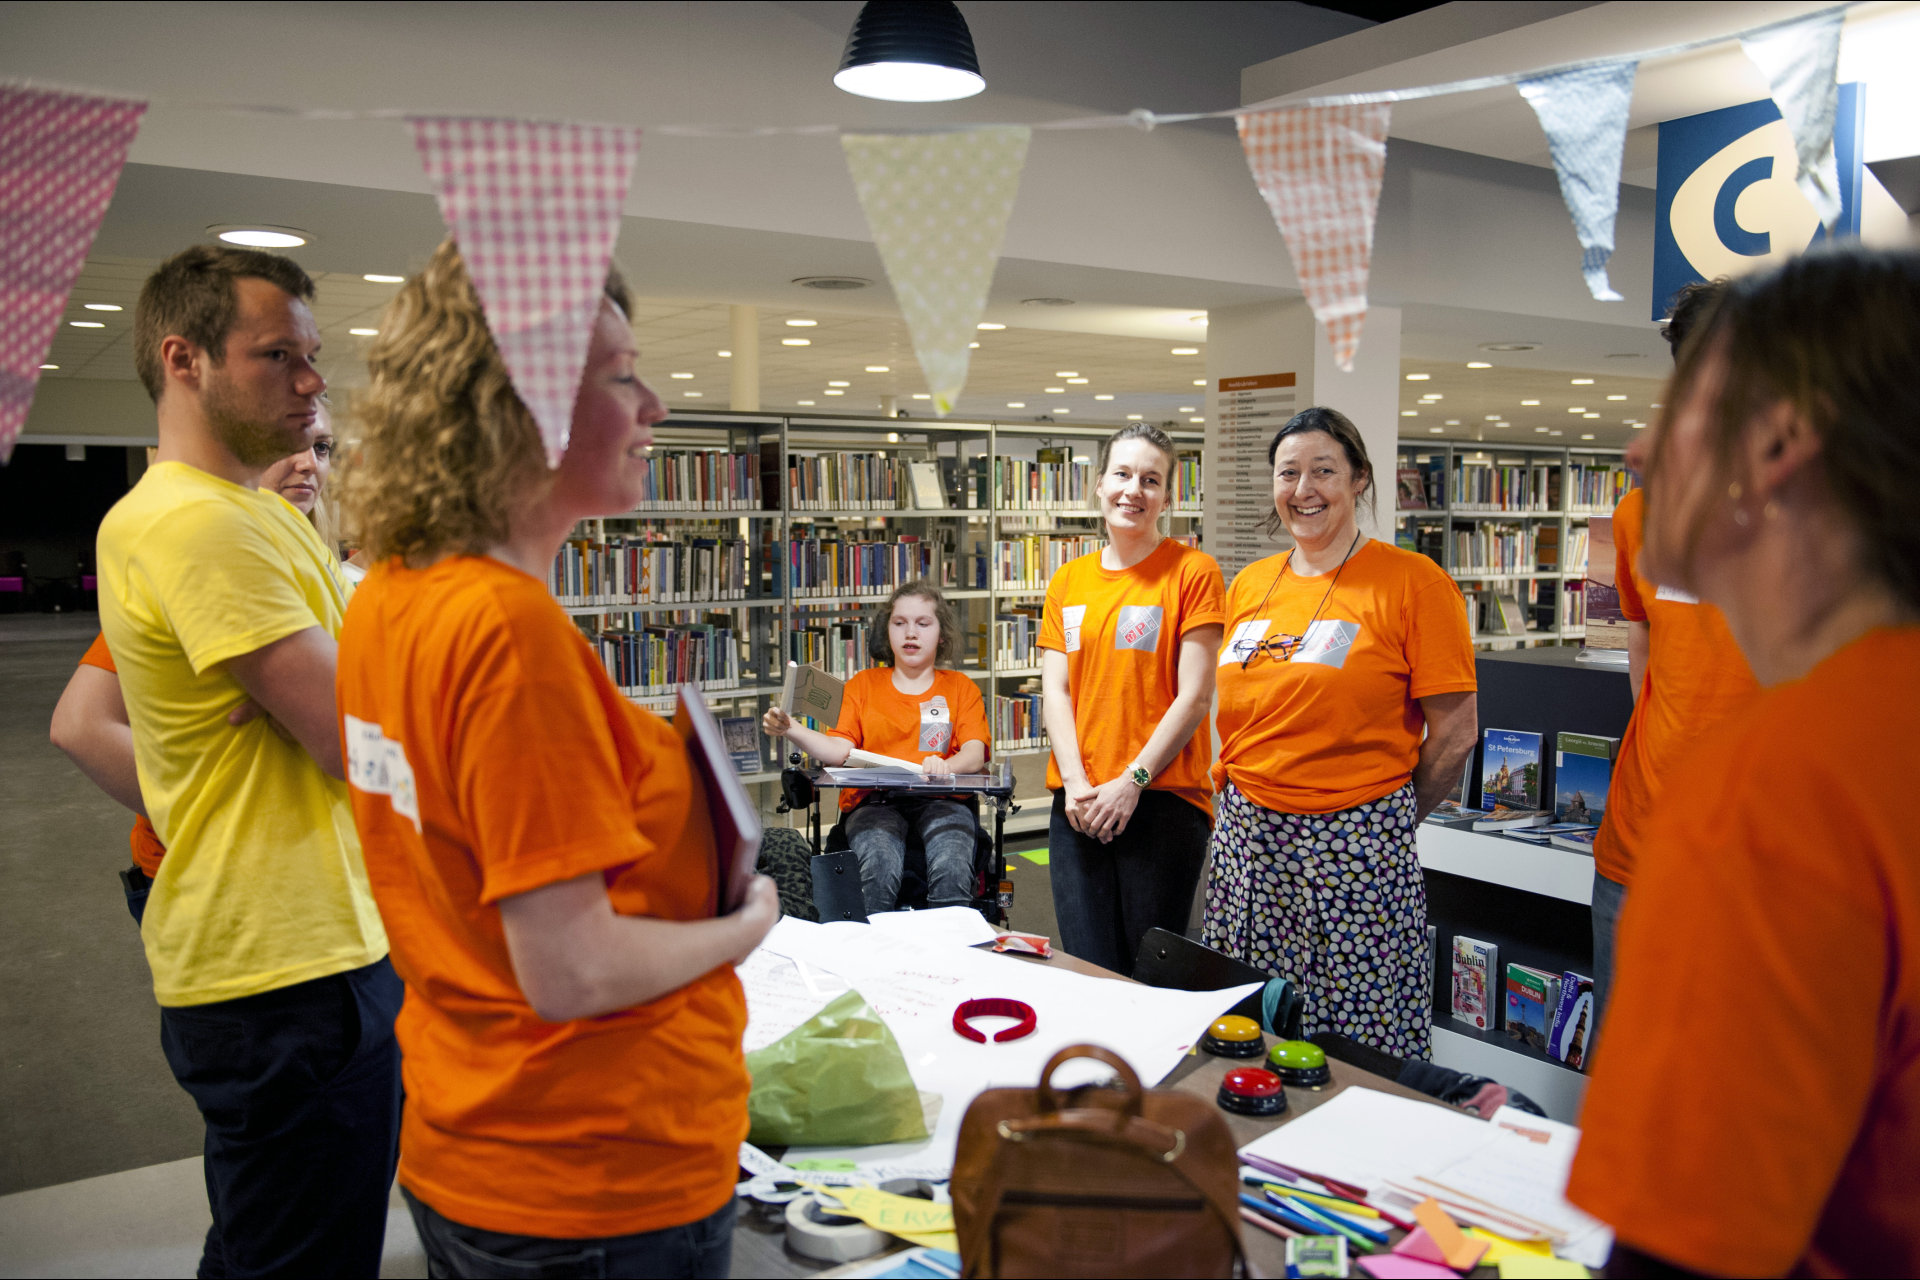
[766, 753, 1014, 926]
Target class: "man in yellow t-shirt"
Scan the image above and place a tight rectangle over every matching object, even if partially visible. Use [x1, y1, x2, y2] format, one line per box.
[95, 246, 398, 1277]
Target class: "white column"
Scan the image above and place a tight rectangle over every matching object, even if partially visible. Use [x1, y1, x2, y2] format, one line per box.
[1204, 301, 1402, 585]
[729, 305, 760, 412]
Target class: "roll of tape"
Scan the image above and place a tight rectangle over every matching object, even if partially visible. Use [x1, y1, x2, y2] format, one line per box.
[784, 1193, 890, 1263]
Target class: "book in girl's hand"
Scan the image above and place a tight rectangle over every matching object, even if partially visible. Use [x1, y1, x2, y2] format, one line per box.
[779, 661, 844, 725]
[1505, 964, 1563, 1053]
[1481, 728, 1544, 809]
[1451, 935, 1500, 1031]
[1549, 972, 1597, 1071]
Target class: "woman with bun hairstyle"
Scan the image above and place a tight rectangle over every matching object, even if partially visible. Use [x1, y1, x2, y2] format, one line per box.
[762, 580, 990, 915]
[1202, 407, 1477, 1059]
[334, 240, 779, 1278]
[1039, 422, 1226, 976]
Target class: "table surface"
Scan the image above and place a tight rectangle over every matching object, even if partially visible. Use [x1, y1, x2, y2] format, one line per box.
[731, 947, 1472, 1279]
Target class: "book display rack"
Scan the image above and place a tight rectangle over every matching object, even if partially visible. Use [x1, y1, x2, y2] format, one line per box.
[1393, 441, 1635, 650]
[555, 409, 1203, 813]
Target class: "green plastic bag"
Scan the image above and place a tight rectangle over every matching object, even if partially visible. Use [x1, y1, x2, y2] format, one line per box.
[746, 989, 929, 1147]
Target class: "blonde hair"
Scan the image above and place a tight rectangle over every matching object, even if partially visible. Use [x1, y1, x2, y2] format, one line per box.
[336, 238, 629, 563]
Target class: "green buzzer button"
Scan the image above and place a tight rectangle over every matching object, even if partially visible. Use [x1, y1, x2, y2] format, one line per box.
[1268, 1039, 1331, 1089]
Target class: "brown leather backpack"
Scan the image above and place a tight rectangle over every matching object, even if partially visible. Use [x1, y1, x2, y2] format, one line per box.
[950, 1044, 1246, 1278]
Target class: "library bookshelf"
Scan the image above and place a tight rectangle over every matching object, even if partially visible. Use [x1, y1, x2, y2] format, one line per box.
[1394, 440, 1635, 651]
[553, 408, 1203, 815]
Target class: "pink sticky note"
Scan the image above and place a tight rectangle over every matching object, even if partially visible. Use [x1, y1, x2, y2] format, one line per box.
[1357, 1255, 1462, 1280]
[1394, 1226, 1451, 1266]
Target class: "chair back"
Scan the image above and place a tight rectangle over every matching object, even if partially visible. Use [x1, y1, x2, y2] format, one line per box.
[1131, 928, 1301, 1036]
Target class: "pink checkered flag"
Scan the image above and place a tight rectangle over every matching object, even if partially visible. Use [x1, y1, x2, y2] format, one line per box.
[410, 118, 641, 467]
[0, 86, 146, 465]
[1236, 105, 1391, 372]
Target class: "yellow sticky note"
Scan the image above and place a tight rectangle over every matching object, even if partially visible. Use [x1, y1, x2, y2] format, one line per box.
[1496, 1256, 1589, 1278]
[1465, 1226, 1555, 1265]
[802, 1183, 959, 1251]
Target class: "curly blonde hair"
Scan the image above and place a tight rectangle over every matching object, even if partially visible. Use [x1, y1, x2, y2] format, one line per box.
[336, 238, 630, 563]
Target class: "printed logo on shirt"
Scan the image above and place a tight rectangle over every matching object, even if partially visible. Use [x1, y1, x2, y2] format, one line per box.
[1654, 583, 1700, 604]
[1062, 605, 1086, 653]
[1115, 605, 1163, 652]
[918, 695, 953, 754]
[1291, 619, 1360, 669]
[1221, 619, 1271, 666]
[344, 714, 421, 832]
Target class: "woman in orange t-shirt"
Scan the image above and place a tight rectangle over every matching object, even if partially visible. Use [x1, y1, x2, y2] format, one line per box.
[1201, 407, 1477, 1059]
[334, 241, 778, 1278]
[762, 580, 990, 914]
[1039, 423, 1226, 976]
[1567, 247, 1920, 1276]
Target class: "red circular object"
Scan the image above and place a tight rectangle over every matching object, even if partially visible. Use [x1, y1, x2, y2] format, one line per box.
[953, 998, 1038, 1043]
[1220, 1067, 1284, 1098]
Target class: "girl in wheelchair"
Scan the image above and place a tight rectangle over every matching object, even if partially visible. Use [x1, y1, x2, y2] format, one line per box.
[762, 580, 990, 915]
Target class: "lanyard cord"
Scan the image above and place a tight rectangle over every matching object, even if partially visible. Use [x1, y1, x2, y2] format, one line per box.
[1245, 529, 1363, 649]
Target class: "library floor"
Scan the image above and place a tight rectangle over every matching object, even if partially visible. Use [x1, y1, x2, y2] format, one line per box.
[0, 612, 1056, 1277]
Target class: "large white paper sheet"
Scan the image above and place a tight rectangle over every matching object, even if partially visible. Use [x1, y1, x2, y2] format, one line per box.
[864, 906, 1001, 949]
[743, 917, 1258, 1176]
[1238, 1085, 1494, 1198]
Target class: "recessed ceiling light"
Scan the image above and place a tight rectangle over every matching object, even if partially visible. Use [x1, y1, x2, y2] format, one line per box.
[1055, 371, 1079, 378]
[1521, 399, 1541, 406]
[1192, 379, 1205, 386]
[1550, 429, 1564, 436]
[363, 274, 404, 284]
[1446, 419, 1461, 425]
[718, 350, 732, 357]
[1170, 347, 1199, 355]
[1568, 407, 1586, 413]
[69, 320, 104, 328]
[786, 319, 818, 327]
[887, 432, 901, 442]
[794, 275, 871, 291]
[1481, 341, 1539, 352]
[1571, 378, 1594, 385]
[1606, 394, 1627, 401]
[1405, 373, 1430, 381]
[1580, 433, 1596, 440]
[670, 372, 695, 379]
[968, 342, 980, 348]
[1466, 361, 1491, 369]
[1178, 407, 1196, 413]
[1189, 417, 1204, 424]
[1421, 394, 1442, 401]
[1631, 422, 1649, 429]
[1429, 426, 1444, 434]
[798, 399, 816, 405]
[1067, 378, 1089, 385]
[1401, 410, 1417, 417]
[1493, 422, 1511, 428]
[683, 391, 704, 397]
[1535, 427, 1550, 433]
[824, 389, 844, 396]
[977, 322, 1005, 331]
[1485, 415, 1500, 421]
[1045, 387, 1065, 394]
[866, 365, 889, 373]
[38, 363, 57, 370]
[1055, 408, 1071, 414]
[83, 303, 123, 312]
[912, 393, 931, 399]
[1583, 413, 1600, 419]
[1651, 402, 1663, 408]
[1094, 394, 1114, 401]
[212, 225, 309, 248]
[828, 380, 850, 387]
[782, 338, 811, 346]
[1007, 402, 1026, 408]
[349, 327, 379, 336]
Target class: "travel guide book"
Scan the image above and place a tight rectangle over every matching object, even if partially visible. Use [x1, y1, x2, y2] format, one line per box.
[1481, 728, 1544, 809]
[1549, 972, 1597, 1071]
[1450, 935, 1500, 1031]
[1554, 732, 1619, 825]
[1505, 964, 1562, 1053]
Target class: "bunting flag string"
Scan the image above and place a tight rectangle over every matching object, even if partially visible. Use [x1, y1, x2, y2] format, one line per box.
[1741, 9, 1847, 228]
[1517, 63, 1639, 303]
[1236, 105, 1392, 372]
[409, 117, 642, 467]
[0, 86, 146, 464]
[841, 126, 1030, 415]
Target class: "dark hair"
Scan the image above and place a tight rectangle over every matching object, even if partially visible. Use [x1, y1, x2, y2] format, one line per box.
[1258, 405, 1376, 538]
[1661, 278, 1727, 361]
[866, 579, 960, 666]
[134, 245, 317, 401]
[1655, 244, 1920, 610]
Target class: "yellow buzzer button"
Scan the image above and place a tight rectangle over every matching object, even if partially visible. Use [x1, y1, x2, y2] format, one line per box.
[1200, 1014, 1265, 1057]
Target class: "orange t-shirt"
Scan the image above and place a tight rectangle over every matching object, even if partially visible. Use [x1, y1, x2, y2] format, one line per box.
[1038, 539, 1226, 816]
[1214, 540, 1477, 815]
[824, 667, 990, 812]
[79, 633, 166, 876]
[1567, 627, 1920, 1277]
[336, 556, 745, 1239]
[1593, 488, 1758, 886]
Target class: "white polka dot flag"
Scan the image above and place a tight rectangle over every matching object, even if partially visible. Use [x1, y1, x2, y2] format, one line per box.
[842, 127, 1031, 415]
[409, 118, 641, 467]
[1235, 105, 1391, 373]
[1742, 9, 1845, 229]
[0, 86, 146, 466]
[1518, 63, 1638, 303]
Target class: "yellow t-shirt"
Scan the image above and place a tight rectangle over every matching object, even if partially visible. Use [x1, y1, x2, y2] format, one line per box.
[96, 462, 386, 1007]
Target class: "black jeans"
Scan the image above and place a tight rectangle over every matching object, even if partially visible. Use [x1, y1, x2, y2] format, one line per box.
[159, 957, 404, 1279]
[404, 1187, 735, 1279]
[119, 863, 152, 926]
[1048, 789, 1212, 976]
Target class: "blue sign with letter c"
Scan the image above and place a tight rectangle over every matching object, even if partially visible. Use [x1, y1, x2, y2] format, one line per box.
[1652, 83, 1864, 320]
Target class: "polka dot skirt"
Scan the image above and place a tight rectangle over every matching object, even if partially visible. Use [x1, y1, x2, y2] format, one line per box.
[1201, 781, 1432, 1060]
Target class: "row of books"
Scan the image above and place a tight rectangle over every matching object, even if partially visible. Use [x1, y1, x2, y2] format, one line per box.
[551, 535, 758, 606]
[991, 689, 1047, 750]
[592, 622, 741, 697]
[1425, 728, 1618, 842]
[992, 610, 1043, 669]
[993, 535, 1105, 589]
[628, 449, 761, 511]
[1567, 463, 1633, 511]
[782, 536, 954, 598]
[786, 621, 873, 679]
[1395, 458, 1635, 515]
[1533, 525, 1590, 576]
[1451, 936, 1596, 1071]
[787, 451, 910, 511]
[1450, 523, 1538, 574]
[1451, 462, 1554, 511]
[987, 451, 1093, 511]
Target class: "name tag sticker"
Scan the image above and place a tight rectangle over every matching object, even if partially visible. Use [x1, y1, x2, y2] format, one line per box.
[343, 713, 421, 832]
[918, 696, 953, 754]
[1062, 605, 1086, 653]
[1222, 619, 1271, 666]
[1114, 604, 1163, 652]
[1291, 619, 1361, 669]
[1654, 583, 1700, 604]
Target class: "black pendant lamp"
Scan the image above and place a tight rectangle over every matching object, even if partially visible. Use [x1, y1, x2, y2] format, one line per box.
[834, 1, 986, 102]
